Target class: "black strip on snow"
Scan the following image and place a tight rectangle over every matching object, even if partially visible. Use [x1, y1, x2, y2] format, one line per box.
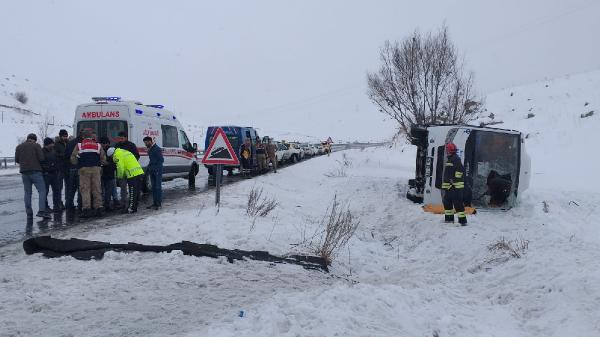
[23, 236, 328, 272]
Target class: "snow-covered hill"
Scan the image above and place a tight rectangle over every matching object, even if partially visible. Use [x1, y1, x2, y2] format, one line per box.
[0, 72, 87, 156]
[482, 69, 600, 192]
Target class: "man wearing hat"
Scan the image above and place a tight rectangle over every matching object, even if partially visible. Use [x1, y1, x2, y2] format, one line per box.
[14, 133, 51, 218]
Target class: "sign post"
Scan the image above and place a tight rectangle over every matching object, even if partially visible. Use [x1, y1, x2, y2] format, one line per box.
[201, 128, 240, 206]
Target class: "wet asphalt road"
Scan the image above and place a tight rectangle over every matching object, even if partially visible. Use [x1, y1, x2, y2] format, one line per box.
[0, 171, 220, 247]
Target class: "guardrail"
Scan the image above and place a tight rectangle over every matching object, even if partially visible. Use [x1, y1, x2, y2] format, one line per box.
[0, 157, 16, 169]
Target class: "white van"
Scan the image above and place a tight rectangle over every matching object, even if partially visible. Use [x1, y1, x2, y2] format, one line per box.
[74, 97, 199, 187]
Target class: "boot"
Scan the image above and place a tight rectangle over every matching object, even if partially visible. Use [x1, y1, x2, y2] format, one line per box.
[458, 217, 468, 226]
[36, 211, 51, 219]
[95, 207, 105, 217]
[444, 215, 454, 223]
[80, 209, 92, 218]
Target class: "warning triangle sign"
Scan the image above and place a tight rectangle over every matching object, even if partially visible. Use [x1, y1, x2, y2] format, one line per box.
[201, 127, 240, 165]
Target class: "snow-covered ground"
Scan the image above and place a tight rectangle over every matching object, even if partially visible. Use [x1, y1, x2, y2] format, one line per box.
[1, 70, 599, 336]
[1, 142, 599, 336]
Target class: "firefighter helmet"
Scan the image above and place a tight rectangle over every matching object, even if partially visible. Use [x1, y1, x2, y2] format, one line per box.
[445, 142, 457, 154]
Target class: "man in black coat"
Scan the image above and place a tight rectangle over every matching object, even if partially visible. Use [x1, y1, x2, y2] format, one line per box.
[100, 137, 119, 211]
[143, 136, 164, 210]
[53, 129, 69, 209]
[441, 142, 467, 225]
[115, 131, 139, 208]
[64, 132, 82, 210]
[41, 137, 62, 211]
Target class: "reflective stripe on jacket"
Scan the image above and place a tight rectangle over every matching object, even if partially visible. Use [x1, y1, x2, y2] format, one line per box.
[113, 148, 144, 179]
[442, 153, 465, 189]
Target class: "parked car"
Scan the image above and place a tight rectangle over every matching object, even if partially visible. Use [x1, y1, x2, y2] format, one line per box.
[285, 142, 304, 163]
[275, 142, 290, 164]
[301, 143, 317, 156]
[315, 144, 325, 155]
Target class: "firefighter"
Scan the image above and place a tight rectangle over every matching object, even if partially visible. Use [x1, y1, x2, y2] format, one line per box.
[106, 147, 144, 214]
[442, 142, 467, 225]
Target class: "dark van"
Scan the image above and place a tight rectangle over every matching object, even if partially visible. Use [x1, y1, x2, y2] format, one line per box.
[204, 126, 261, 175]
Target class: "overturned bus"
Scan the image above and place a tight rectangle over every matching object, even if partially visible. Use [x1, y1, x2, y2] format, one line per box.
[406, 124, 531, 211]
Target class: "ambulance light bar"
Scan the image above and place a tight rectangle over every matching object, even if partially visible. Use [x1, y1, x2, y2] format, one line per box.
[146, 104, 164, 109]
[92, 96, 121, 102]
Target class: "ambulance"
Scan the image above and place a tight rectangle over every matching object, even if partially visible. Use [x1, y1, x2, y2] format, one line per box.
[406, 124, 531, 211]
[74, 97, 199, 188]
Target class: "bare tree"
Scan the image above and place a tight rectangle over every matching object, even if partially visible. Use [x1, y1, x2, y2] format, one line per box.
[37, 113, 53, 140]
[367, 25, 483, 139]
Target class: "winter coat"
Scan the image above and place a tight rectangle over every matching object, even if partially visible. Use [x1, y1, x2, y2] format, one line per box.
[255, 143, 265, 155]
[147, 144, 164, 173]
[113, 148, 144, 179]
[70, 138, 106, 168]
[102, 155, 117, 180]
[41, 147, 59, 174]
[442, 153, 465, 190]
[54, 137, 69, 172]
[15, 140, 44, 173]
[266, 143, 277, 158]
[116, 140, 140, 160]
[65, 137, 81, 170]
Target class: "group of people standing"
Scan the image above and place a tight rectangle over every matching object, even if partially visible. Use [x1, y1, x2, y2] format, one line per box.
[239, 137, 278, 175]
[15, 129, 164, 219]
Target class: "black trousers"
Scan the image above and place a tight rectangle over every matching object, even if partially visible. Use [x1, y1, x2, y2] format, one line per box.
[127, 176, 141, 212]
[442, 188, 466, 222]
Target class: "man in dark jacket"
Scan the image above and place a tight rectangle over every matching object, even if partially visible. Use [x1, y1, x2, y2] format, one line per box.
[64, 132, 82, 210]
[15, 133, 50, 219]
[41, 137, 62, 212]
[100, 137, 119, 211]
[441, 142, 467, 225]
[54, 129, 69, 209]
[143, 136, 164, 210]
[115, 131, 139, 208]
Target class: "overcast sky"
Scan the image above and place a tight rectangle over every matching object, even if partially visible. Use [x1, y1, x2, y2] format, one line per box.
[1, 0, 598, 140]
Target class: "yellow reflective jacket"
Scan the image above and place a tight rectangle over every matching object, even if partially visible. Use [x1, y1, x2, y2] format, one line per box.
[113, 148, 144, 179]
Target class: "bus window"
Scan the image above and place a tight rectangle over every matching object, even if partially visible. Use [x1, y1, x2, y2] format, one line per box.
[161, 125, 179, 148]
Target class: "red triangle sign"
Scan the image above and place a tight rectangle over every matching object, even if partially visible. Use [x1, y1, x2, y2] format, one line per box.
[201, 128, 240, 165]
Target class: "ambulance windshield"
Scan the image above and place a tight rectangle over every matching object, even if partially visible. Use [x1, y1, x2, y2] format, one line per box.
[77, 120, 128, 145]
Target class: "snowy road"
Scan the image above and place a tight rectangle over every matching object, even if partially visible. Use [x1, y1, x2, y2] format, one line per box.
[0, 172, 215, 247]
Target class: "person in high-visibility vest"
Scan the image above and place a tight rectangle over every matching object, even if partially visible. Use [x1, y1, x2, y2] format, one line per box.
[441, 142, 467, 225]
[106, 147, 144, 214]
